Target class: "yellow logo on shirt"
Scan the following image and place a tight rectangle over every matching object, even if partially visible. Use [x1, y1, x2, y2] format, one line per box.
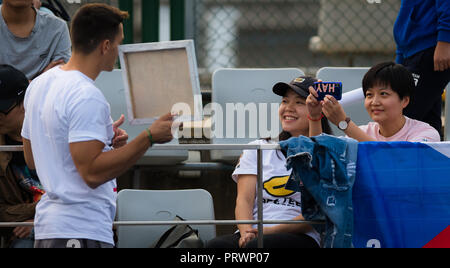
[263, 176, 294, 197]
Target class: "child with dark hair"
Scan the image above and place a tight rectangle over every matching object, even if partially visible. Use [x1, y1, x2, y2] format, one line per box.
[307, 62, 440, 142]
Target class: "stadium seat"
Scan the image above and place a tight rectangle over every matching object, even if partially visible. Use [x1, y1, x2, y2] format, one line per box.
[316, 67, 371, 136]
[94, 70, 189, 166]
[116, 189, 216, 248]
[210, 68, 304, 163]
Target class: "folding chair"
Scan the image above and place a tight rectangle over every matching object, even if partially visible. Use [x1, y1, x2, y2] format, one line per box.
[210, 68, 304, 163]
[316, 67, 372, 136]
[116, 189, 216, 248]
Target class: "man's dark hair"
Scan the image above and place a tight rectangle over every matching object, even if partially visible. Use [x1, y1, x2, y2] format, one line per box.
[70, 3, 129, 55]
[362, 62, 415, 100]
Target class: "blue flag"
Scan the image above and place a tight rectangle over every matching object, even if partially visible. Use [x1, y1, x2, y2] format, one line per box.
[353, 142, 450, 248]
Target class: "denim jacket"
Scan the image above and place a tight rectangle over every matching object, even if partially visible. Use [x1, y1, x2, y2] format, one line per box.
[280, 134, 358, 248]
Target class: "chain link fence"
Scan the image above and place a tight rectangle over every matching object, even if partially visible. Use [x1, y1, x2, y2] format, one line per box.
[50, 0, 400, 84]
[191, 0, 400, 78]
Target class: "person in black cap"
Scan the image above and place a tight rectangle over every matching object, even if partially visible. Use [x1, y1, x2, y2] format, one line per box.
[207, 76, 332, 249]
[0, 64, 42, 248]
[273, 76, 333, 139]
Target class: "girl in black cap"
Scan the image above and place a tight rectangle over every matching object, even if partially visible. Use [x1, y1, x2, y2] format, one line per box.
[207, 76, 332, 248]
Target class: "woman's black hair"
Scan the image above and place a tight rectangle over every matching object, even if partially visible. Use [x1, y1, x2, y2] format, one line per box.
[277, 116, 333, 142]
[362, 62, 415, 100]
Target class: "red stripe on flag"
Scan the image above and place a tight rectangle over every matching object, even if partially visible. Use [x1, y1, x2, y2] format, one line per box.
[423, 226, 450, 248]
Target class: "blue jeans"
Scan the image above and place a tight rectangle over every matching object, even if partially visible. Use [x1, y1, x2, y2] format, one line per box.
[280, 134, 358, 248]
[9, 228, 35, 248]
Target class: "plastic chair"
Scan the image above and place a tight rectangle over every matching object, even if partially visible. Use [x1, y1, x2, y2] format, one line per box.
[94, 70, 189, 166]
[316, 67, 372, 136]
[116, 189, 216, 248]
[210, 68, 304, 163]
[445, 83, 450, 141]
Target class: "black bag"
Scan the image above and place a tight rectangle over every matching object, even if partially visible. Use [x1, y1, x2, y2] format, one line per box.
[41, 0, 71, 21]
[152, 216, 204, 248]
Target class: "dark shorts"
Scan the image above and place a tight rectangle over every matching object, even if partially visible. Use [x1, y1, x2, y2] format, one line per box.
[34, 239, 114, 248]
[402, 46, 450, 137]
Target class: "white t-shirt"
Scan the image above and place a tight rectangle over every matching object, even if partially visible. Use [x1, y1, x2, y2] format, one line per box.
[232, 139, 321, 245]
[21, 67, 117, 245]
[359, 116, 441, 142]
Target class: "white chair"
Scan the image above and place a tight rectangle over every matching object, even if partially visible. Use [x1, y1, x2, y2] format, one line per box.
[316, 67, 372, 136]
[210, 68, 304, 163]
[116, 189, 216, 248]
[445, 83, 450, 141]
[94, 70, 189, 166]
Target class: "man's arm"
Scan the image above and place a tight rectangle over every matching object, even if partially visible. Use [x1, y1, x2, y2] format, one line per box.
[70, 113, 174, 189]
[22, 138, 35, 171]
[435, 0, 450, 71]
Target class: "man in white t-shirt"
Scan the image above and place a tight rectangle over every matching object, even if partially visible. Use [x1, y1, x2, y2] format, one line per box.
[21, 4, 175, 248]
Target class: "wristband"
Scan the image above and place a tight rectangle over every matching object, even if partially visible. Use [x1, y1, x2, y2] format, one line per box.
[145, 129, 154, 145]
[307, 114, 324, 122]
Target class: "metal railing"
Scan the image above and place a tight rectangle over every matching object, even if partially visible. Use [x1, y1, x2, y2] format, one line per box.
[0, 144, 323, 248]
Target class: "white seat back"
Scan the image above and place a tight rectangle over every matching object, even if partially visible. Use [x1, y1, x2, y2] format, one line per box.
[210, 68, 304, 163]
[116, 189, 216, 248]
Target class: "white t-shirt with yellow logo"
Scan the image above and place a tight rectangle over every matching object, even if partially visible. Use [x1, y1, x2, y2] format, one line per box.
[232, 139, 320, 244]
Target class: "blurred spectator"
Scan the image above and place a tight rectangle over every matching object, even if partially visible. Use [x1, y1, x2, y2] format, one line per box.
[0, 0, 71, 80]
[394, 0, 450, 136]
[0, 65, 42, 248]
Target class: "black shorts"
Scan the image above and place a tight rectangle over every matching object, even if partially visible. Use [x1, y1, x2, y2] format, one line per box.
[402, 46, 450, 137]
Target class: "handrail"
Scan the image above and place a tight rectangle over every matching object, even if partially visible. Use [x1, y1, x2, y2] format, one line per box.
[0, 144, 282, 151]
[0, 145, 23, 152]
[0, 220, 324, 228]
[0, 143, 308, 248]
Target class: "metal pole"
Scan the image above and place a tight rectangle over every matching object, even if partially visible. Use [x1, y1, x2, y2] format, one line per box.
[170, 0, 185, 40]
[0, 220, 324, 228]
[118, 0, 134, 44]
[256, 148, 264, 248]
[142, 0, 159, 43]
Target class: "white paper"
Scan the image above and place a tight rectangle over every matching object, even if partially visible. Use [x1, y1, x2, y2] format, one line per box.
[339, 88, 365, 106]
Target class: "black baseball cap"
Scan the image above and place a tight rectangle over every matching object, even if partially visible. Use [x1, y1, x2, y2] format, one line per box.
[273, 76, 318, 99]
[0, 65, 29, 112]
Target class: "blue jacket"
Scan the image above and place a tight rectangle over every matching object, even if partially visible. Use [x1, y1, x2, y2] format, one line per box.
[394, 0, 450, 63]
[280, 134, 358, 248]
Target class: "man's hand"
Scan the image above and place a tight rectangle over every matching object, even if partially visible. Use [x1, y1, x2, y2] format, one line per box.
[13, 220, 33, 239]
[112, 115, 128, 148]
[148, 112, 176, 144]
[434, 41, 450, 71]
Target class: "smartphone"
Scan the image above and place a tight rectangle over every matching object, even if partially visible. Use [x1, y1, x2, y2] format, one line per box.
[313, 82, 343, 101]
